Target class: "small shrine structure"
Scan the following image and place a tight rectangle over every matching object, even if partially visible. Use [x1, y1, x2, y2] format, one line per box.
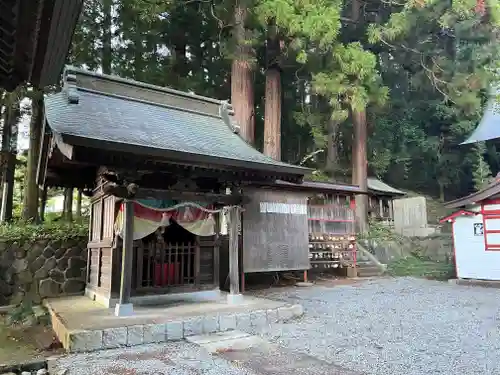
[442, 176, 500, 281]
[38, 66, 310, 316]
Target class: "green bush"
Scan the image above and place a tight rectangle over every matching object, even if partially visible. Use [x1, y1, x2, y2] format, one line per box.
[0, 219, 88, 242]
[387, 256, 455, 280]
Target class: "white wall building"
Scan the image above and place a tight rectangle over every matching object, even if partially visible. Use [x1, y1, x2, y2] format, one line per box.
[443, 179, 500, 280]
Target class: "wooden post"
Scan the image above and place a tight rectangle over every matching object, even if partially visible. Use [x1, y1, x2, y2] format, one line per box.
[39, 186, 48, 222]
[115, 199, 134, 316]
[227, 206, 243, 304]
[379, 198, 384, 218]
[213, 212, 220, 289]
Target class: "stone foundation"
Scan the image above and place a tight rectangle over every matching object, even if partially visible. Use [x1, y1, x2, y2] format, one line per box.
[0, 237, 87, 306]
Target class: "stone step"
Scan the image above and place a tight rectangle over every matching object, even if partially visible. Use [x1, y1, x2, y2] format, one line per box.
[187, 331, 362, 375]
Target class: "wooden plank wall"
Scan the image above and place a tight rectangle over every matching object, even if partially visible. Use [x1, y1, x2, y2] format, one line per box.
[87, 195, 116, 296]
[198, 236, 215, 284]
[242, 188, 310, 273]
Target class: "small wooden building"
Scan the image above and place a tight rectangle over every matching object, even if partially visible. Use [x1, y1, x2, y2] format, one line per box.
[38, 67, 310, 313]
[367, 177, 405, 226]
[242, 180, 363, 279]
[443, 178, 500, 281]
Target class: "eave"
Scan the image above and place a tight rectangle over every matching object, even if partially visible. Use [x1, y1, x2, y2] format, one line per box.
[0, 0, 82, 91]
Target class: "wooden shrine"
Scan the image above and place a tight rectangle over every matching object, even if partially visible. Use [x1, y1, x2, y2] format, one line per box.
[37, 66, 309, 314]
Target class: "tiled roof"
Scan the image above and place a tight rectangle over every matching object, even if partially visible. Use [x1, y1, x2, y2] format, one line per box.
[44, 67, 310, 177]
[367, 177, 405, 196]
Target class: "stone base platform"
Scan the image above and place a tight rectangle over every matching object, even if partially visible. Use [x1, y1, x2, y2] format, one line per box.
[44, 294, 303, 353]
[450, 278, 500, 288]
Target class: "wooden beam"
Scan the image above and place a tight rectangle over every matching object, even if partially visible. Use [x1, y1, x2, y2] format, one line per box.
[228, 206, 241, 301]
[102, 184, 249, 205]
[213, 212, 221, 289]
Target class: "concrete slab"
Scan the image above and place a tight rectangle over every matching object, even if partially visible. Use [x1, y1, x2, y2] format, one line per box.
[44, 294, 304, 352]
[451, 278, 500, 288]
[187, 331, 362, 374]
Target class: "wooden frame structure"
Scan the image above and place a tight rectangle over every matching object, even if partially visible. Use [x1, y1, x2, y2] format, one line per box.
[367, 177, 405, 227]
[243, 179, 364, 280]
[38, 67, 309, 314]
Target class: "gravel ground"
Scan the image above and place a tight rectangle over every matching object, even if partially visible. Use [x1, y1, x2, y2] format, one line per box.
[248, 277, 500, 375]
[52, 341, 259, 375]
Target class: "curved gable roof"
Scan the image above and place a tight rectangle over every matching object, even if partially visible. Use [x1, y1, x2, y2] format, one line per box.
[44, 67, 310, 180]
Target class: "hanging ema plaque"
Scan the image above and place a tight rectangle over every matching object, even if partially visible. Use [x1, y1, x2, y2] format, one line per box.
[474, 223, 484, 236]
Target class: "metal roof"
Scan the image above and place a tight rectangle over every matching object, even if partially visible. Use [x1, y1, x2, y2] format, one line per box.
[445, 177, 500, 209]
[367, 177, 405, 196]
[462, 88, 500, 144]
[44, 67, 311, 178]
[257, 179, 365, 194]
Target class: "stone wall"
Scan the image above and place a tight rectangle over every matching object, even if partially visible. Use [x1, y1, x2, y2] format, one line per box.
[360, 233, 454, 264]
[0, 237, 88, 306]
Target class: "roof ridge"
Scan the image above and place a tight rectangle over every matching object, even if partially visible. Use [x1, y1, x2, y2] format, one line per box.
[63, 65, 225, 105]
[76, 87, 224, 120]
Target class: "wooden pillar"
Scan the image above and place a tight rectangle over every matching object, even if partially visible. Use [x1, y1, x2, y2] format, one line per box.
[115, 199, 134, 316]
[227, 206, 243, 304]
[379, 198, 384, 218]
[213, 212, 221, 289]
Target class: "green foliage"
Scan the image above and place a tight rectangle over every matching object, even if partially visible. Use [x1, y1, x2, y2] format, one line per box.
[387, 256, 455, 280]
[471, 141, 493, 191]
[0, 220, 88, 243]
[62, 0, 500, 204]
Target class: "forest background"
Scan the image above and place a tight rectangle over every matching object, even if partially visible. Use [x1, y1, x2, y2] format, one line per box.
[1, 0, 500, 224]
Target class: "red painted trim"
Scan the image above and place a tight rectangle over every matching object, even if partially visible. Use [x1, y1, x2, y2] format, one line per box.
[439, 210, 476, 223]
[484, 215, 500, 220]
[451, 221, 458, 277]
[482, 210, 500, 215]
[480, 202, 500, 250]
[482, 203, 489, 250]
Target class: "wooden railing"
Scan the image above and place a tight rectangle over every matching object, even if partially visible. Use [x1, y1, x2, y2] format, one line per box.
[134, 241, 200, 292]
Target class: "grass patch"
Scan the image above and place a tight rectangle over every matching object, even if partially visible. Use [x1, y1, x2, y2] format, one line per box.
[387, 256, 455, 280]
[0, 305, 60, 366]
[0, 316, 43, 366]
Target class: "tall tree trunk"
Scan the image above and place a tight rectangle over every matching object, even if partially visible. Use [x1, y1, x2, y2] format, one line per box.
[325, 117, 340, 173]
[76, 189, 82, 218]
[352, 108, 368, 233]
[0, 97, 19, 223]
[63, 188, 73, 222]
[134, 31, 144, 81]
[231, 2, 255, 145]
[171, 29, 188, 90]
[102, 0, 113, 74]
[39, 186, 47, 222]
[263, 22, 282, 160]
[22, 93, 43, 222]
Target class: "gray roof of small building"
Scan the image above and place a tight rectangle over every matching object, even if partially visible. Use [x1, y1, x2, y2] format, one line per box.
[462, 88, 500, 144]
[257, 179, 365, 194]
[367, 177, 405, 196]
[44, 67, 310, 177]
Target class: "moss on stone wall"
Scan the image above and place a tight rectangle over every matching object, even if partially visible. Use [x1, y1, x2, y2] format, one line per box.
[0, 221, 88, 243]
[0, 221, 89, 306]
